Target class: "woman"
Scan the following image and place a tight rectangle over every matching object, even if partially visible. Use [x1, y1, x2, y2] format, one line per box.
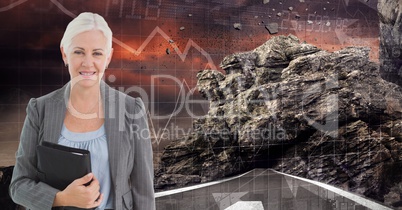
[9, 12, 155, 210]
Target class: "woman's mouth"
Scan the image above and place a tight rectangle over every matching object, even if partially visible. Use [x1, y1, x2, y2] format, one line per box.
[79, 71, 97, 80]
[79, 71, 96, 76]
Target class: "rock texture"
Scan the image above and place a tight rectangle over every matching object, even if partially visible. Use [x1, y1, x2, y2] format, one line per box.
[378, 0, 402, 86]
[155, 35, 402, 207]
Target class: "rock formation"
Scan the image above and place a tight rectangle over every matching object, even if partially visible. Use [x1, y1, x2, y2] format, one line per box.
[155, 35, 402, 208]
[378, 0, 402, 86]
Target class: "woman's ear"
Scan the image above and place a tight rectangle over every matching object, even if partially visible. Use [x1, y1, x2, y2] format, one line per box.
[106, 48, 114, 67]
[60, 47, 67, 65]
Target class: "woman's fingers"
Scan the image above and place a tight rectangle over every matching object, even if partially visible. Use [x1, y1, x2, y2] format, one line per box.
[59, 173, 102, 208]
[73, 173, 93, 186]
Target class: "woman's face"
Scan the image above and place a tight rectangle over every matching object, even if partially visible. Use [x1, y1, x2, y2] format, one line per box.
[61, 30, 112, 88]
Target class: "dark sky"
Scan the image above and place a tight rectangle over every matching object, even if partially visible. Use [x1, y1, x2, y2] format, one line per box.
[0, 0, 379, 150]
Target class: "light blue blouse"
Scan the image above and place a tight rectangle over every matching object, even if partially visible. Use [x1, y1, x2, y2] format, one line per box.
[58, 124, 114, 210]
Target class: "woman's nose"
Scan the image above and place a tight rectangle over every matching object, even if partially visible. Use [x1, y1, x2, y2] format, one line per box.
[82, 55, 94, 67]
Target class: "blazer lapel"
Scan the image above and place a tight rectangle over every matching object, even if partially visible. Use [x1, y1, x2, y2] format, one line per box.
[43, 83, 69, 144]
[102, 82, 121, 188]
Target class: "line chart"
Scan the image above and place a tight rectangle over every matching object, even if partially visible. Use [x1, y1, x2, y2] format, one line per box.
[112, 28, 218, 70]
[51, 0, 218, 70]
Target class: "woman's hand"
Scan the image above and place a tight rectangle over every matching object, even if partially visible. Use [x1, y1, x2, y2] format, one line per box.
[53, 173, 103, 208]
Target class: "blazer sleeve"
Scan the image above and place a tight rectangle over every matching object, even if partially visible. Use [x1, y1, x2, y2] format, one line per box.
[9, 98, 59, 210]
[130, 98, 156, 210]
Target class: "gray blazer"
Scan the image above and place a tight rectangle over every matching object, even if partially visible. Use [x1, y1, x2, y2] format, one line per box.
[9, 81, 155, 210]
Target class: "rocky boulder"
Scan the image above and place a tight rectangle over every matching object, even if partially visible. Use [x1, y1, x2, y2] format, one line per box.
[378, 0, 402, 86]
[155, 35, 402, 207]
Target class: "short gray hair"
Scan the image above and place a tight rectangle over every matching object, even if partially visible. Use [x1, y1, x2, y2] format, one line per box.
[60, 12, 113, 54]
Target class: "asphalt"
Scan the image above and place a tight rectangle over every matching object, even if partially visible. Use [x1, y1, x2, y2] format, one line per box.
[155, 168, 392, 210]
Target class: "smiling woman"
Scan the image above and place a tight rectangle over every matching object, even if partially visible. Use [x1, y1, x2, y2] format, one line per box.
[9, 12, 155, 210]
[63, 30, 111, 88]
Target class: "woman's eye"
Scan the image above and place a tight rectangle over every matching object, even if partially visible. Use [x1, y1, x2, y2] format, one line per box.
[93, 52, 103, 56]
[74, 51, 84, 55]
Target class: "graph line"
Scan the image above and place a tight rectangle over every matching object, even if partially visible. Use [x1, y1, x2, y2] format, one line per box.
[50, 0, 75, 18]
[0, 0, 28, 12]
